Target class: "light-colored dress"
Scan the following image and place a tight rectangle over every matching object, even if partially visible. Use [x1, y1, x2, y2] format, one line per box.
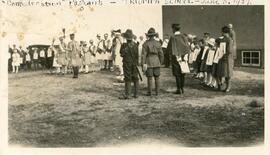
[67, 40, 82, 67]
[57, 42, 68, 66]
[89, 44, 97, 64]
[83, 46, 91, 65]
[96, 39, 105, 60]
[12, 53, 20, 66]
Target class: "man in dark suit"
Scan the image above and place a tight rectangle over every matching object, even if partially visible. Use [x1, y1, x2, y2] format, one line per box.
[119, 29, 139, 99]
[167, 24, 190, 94]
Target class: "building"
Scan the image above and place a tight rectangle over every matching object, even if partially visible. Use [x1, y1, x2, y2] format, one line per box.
[162, 5, 264, 68]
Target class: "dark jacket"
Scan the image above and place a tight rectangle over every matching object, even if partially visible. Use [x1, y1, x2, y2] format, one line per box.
[141, 38, 164, 68]
[120, 41, 139, 66]
[167, 32, 190, 57]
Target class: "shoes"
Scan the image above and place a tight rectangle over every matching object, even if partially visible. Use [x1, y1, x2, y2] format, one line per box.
[174, 90, 181, 94]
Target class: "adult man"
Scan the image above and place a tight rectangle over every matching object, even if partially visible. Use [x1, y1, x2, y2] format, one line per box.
[119, 29, 139, 99]
[141, 28, 164, 96]
[67, 33, 81, 78]
[228, 23, 237, 60]
[167, 24, 190, 94]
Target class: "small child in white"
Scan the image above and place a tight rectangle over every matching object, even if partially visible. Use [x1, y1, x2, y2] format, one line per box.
[12, 49, 20, 73]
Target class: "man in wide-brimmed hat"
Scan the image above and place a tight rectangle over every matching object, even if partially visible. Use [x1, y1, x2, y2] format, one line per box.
[167, 23, 191, 95]
[141, 27, 164, 96]
[119, 29, 139, 99]
[67, 33, 81, 78]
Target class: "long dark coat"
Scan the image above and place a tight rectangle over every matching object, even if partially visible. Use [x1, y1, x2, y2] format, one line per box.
[120, 41, 139, 82]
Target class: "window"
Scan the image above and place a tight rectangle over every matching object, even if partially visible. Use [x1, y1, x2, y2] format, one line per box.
[242, 50, 260, 67]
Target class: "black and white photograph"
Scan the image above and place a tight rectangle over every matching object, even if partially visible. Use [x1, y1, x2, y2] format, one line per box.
[0, 1, 268, 154]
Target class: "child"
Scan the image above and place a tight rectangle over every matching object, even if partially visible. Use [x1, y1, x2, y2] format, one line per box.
[82, 42, 91, 73]
[33, 48, 39, 71]
[199, 41, 209, 84]
[12, 49, 20, 73]
[25, 48, 32, 70]
[212, 37, 224, 90]
[205, 38, 216, 87]
[89, 40, 98, 72]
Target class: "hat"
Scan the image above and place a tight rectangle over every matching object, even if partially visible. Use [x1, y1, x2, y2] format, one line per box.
[89, 39, 94, 43]
[104, 33, 109, 37]
[113, 29, 121, 34]
[122, 29, 135, 40]
[96, 34, 101, 37]
[228, 23, 233, 29]
[208, 38, 216, 46]
[172, 24, 181, 30]
[145, 27, 158, 37]
[222, 26, 230, 33]
[69, 33, 75, 37]
[204, 32, 210, 36]
[59, 36, 65, 40]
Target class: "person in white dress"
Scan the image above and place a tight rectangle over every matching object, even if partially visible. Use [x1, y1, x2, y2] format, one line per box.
[33, 48, 39, 71]
[12, 49, 20, 73]
[96, 34, 105, 70]
[103, 33, 112, 70]
[111, 29, 124, 81]
[88, 40, 97, 72]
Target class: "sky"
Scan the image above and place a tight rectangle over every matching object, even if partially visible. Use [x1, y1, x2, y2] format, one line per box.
[1, 5, 162, 47]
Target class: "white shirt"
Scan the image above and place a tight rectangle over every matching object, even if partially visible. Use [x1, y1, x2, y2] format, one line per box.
[162, 39, 169, 48]
[33, 52, 38, 60]
[47, 48, 52, 57]
[40, 50, 45, 58]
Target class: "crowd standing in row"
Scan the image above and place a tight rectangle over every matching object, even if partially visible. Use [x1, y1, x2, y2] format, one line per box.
[8, 23, 236, 99]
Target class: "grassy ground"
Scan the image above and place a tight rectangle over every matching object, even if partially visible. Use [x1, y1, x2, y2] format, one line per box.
[8, 67, 264, 147]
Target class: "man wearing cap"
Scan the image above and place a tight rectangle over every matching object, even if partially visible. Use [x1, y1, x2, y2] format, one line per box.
[119, 29, 139, 99]
[67, 33, 81, 78]
[167, 24, 190, 94]
[228, 23, 237, 60]
[141, 27, 164, 96]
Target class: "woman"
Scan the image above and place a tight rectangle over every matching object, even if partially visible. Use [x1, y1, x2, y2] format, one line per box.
[217, 26, 234, 92]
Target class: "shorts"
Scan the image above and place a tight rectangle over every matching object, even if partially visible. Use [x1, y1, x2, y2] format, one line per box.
[146, 67, 160, 77]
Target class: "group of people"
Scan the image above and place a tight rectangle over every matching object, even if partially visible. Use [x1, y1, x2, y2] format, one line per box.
[117, 23, 236, 99]
[8, 23, 236, 98]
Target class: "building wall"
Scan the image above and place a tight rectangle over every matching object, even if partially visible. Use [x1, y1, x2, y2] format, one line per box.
[162, 5, 264, 68]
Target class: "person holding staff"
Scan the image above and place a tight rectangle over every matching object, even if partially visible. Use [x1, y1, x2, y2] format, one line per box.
[167, 24, 190, 95]
[119, 29, 139, 99]
[141, 27, 164, 96]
